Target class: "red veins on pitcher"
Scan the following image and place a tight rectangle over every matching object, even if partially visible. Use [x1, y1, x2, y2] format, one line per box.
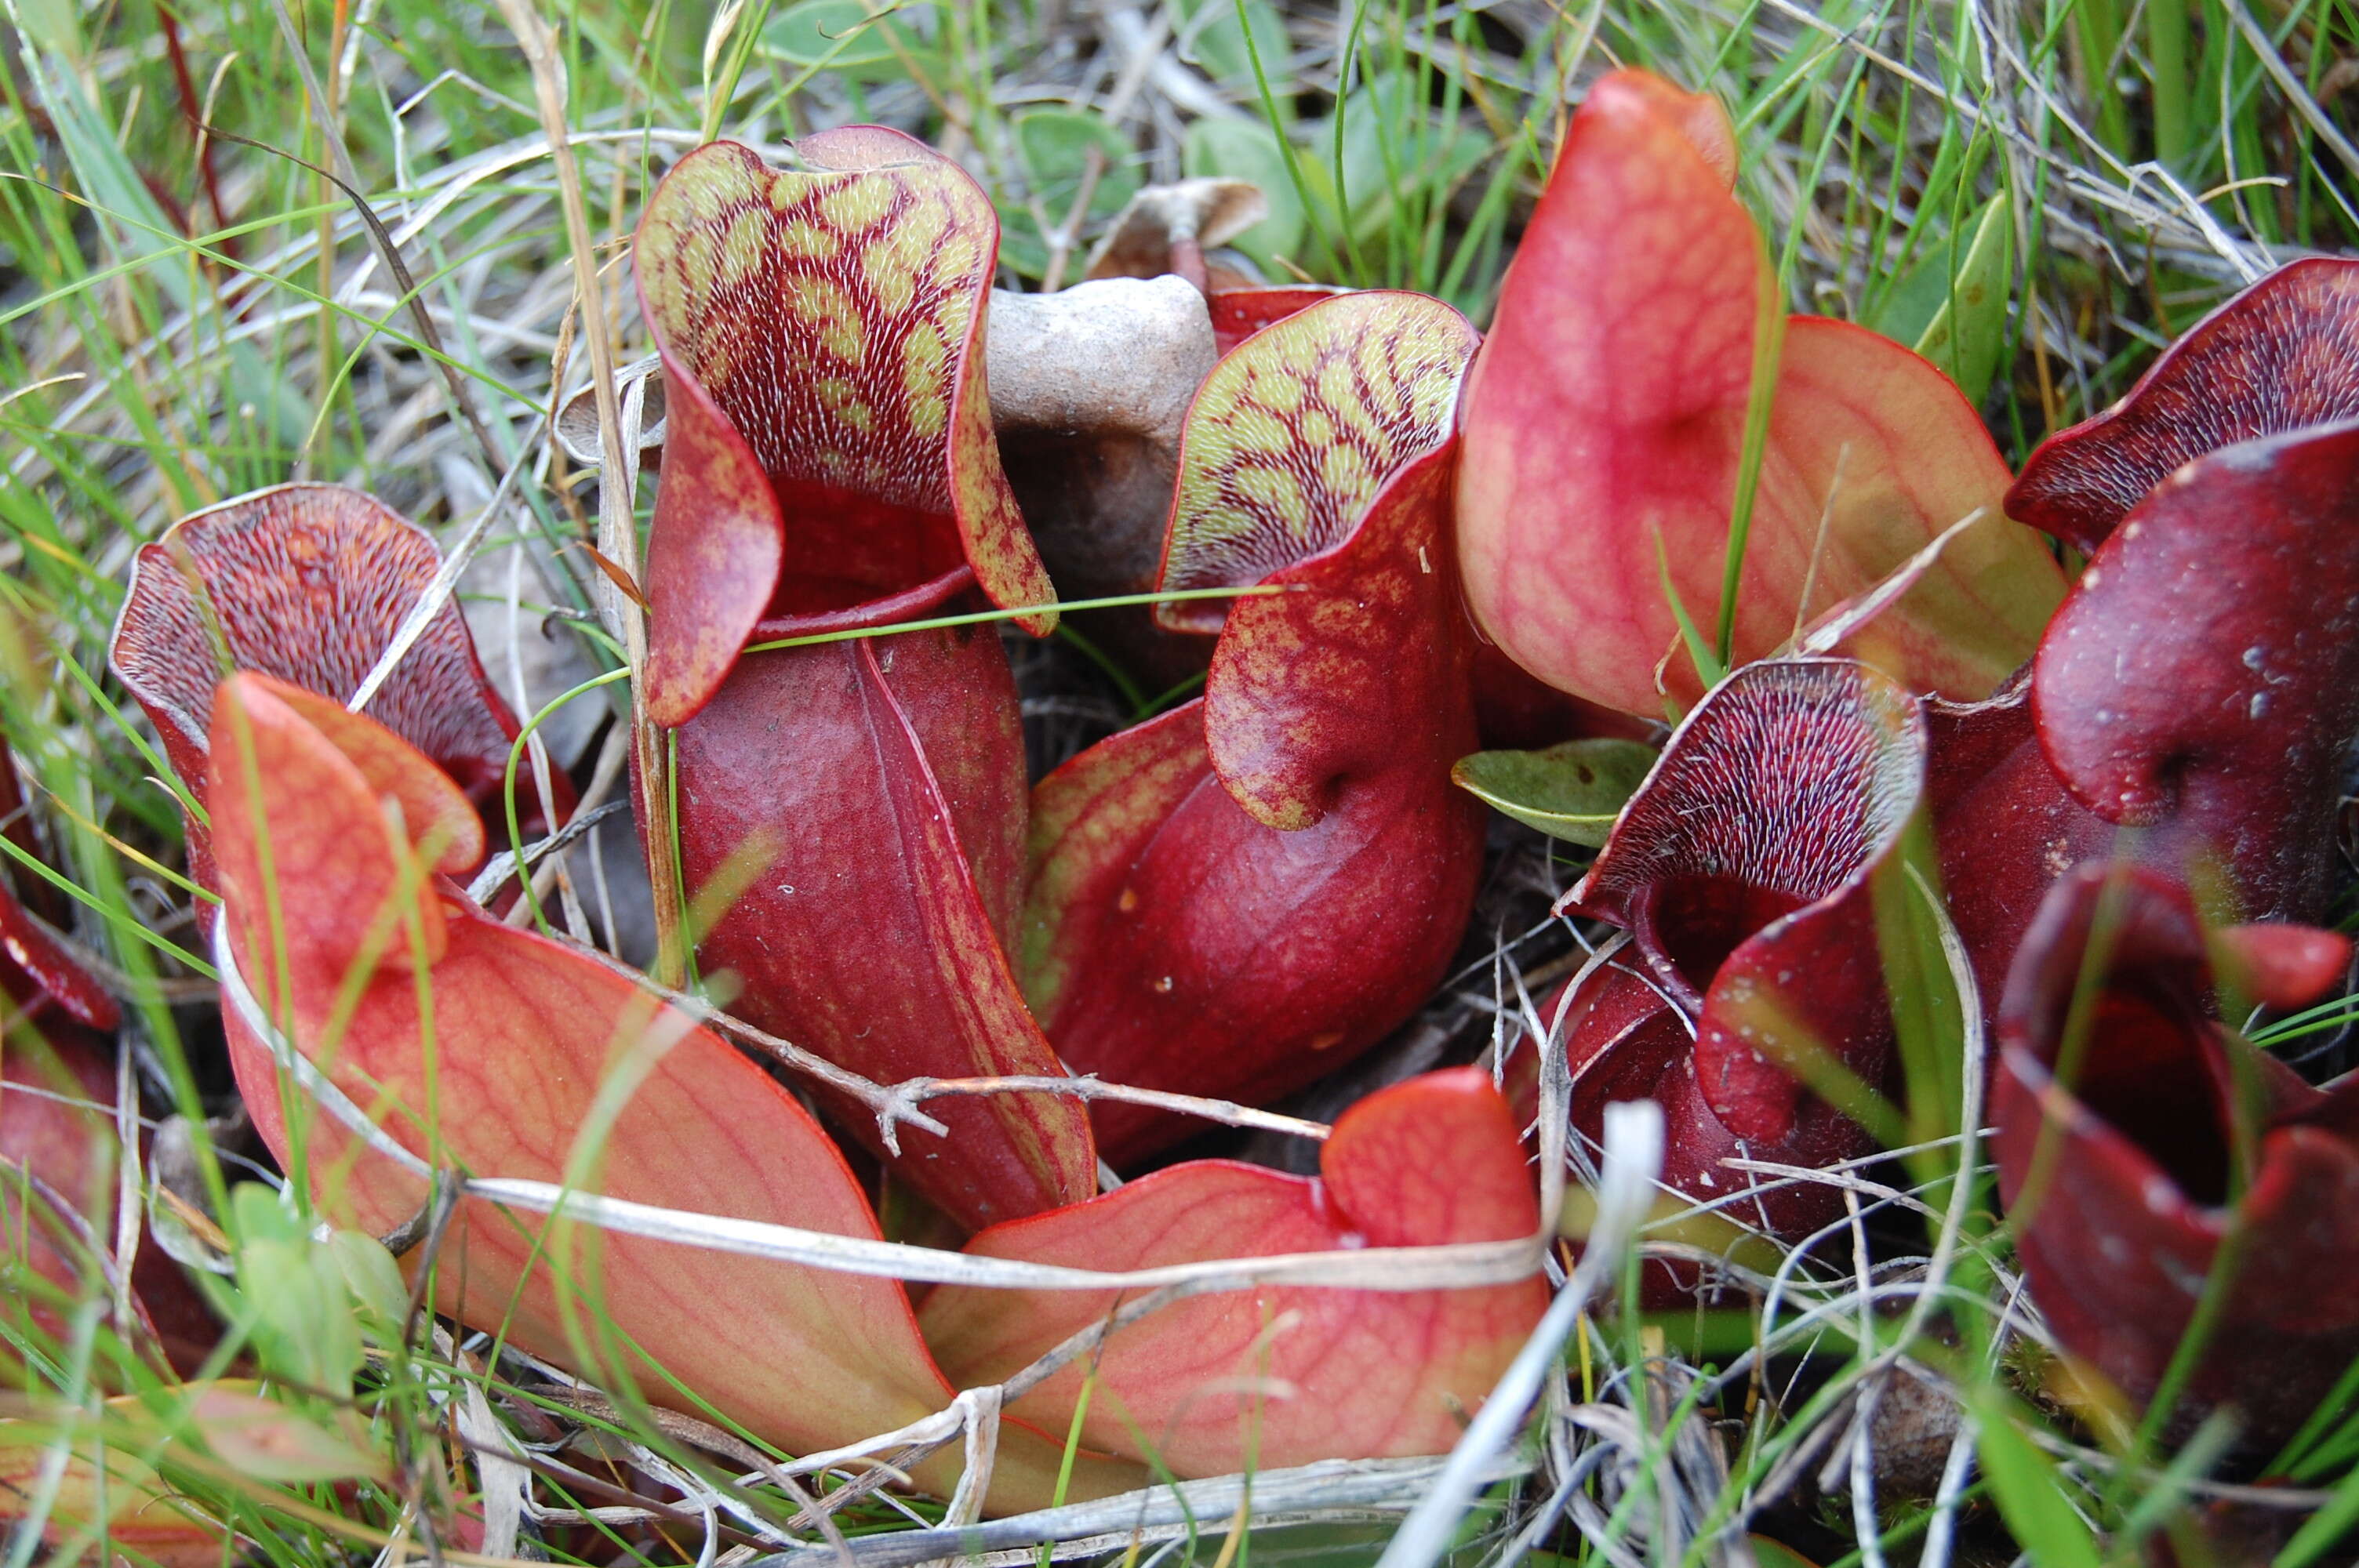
[1528, 659, 1925, 1257]
[1454, 69, 2063, 717]
[2007, 258, 2359, 550]
[202, 673, 1140, 1512]
[919, 1069, 1545, 1475]
[108, 483, 561, 898]
[1020, 292, 1485, 1161]
[634, 131, 1092, 1229]
[1993, 864, 2359, 1450]
[632, 131, 1052, 724]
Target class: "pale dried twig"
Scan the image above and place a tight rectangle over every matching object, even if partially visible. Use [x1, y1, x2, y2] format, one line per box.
[872, 1074, 1329, 1149]
[216, 920, 1545, 1297]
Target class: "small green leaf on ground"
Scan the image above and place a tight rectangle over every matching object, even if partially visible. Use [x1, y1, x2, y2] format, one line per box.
[1183, 118, 1307, 269]
[1450, 738, 1657, 844]
[1001, 110, 1142, 278]
[1748, 1537, 1823, 1568]
[1016, 110, 1141, 227]
[325, 1228, 412, 1337]
[1171, 0, 1293, 107]
[760, 0, 943, 82]
[230, 1183, 369, 1399]
[1870, 194, 2015, 405]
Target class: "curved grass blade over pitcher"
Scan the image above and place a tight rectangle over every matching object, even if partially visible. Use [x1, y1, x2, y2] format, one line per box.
[634, 131, 1091, 1228]
[1454, 69, 2063, 717]
[1022, 292, 1485, 1162]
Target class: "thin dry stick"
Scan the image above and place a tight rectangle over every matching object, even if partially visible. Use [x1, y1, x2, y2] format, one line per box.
[470, 800, 629, 906]
[1867, 869, 1995, 1566]
[0, 1154, 156, 1352]
[501, 541, 591, 942]
[874, 1075, 1329, 1148]
[1754, 0, 2265, 281]
[446, 1335, 533, 1560]
[759, 1456, 1512, 1568]
[493, 0, 687, 984]
[1037, 144, 1107, 292]
[347, 417, 544, 718]
[2219, 0, 2359, 182]
[1917, 1418, 1980, 1568]
[559, 946, 1332, 1147]
[557, 1389, 856, 1565]
[539, 942, 951, 1138]
[216, 924, 1539, 1296]
[17, 905, 215, 1004]
[110, 1047, 140, 1339]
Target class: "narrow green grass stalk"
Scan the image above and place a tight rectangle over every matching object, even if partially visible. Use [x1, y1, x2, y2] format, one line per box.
[0, 832, 211, 975]
[2270, 1353, 2359, 1479]
[1038, 1367, 1098, 1568]
[2278, 1464, 2359, 1567]
[1712, 262, 1787, 670]
[2110, 1218, 2255, 1505]
[702, 0, 791, 143]
[0, 191, 548, 413]
[2070, 0, 2134, 154]
[740, 585, 1287, 653]
[1872, 822, 1969, 1187]
[1714, 65, 1862, 666]
[1234, 0, 1340, 276]
[1654, 526, 1724, 699]
[1972, 1387, 2106, 1568]
[1052, 621, 1147, 713]
[1322, 0, 1376, 287]
[503, 666, 634, 937]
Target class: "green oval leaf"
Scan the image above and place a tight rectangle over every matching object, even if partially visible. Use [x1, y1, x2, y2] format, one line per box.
[235, 1237, 364, 1399]
[1870, 195, 2015, 405]
[1183, 118, 1306, 269]
[1016, 110, 1140, 221]
[1172, 0, 1292, 107]
[326, 1228, 411, 1338]
[1449, 738, 1657, 845]
[759, 0, 942, 83]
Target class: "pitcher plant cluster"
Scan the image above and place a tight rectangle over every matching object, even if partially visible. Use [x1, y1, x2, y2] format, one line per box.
[6, 66, 2359, 1555]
